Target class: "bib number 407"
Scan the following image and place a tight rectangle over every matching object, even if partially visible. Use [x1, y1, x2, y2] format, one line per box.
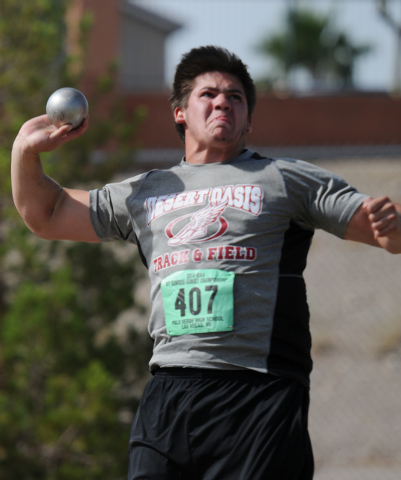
[175, 285, 217, 317]
[161, 269, 234, 335]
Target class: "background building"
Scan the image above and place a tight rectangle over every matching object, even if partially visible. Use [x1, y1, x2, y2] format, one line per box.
[72, 0, 401, 168]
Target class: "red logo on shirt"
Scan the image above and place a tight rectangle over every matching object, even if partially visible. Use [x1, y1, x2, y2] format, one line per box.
[146, 184, 263, 246]
[165, 200, 229, 246]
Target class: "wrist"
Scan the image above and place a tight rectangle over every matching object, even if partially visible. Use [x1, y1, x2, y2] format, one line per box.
[12, 135, 41, 161]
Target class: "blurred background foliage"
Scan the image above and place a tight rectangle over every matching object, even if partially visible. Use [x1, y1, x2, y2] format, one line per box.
[0, 1, 152, 479]
[256, 8, 372, 92]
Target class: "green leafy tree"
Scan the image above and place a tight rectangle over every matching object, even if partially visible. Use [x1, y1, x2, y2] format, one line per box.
[0, 1, 151, 478]
[256, 9, 372, 91]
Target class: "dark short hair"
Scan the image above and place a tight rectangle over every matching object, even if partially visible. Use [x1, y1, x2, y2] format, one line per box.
[169, 46, 256, 142]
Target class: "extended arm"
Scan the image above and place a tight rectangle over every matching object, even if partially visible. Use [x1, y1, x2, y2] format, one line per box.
[344, 196, 401, 254]
[11, 114, 99, 242]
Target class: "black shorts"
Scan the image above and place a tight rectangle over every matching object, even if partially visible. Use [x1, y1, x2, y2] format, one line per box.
[128, 368, 314, 480]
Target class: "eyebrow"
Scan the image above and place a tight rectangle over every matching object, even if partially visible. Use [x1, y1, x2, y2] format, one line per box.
[200, 86, 245, 95]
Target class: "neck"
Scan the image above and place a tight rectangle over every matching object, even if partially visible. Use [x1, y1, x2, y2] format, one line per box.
[184, 141, 245, 165]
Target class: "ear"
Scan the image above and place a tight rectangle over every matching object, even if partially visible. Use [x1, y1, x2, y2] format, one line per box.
[246, 117, 252, 133]
[174, 106, 186, 125]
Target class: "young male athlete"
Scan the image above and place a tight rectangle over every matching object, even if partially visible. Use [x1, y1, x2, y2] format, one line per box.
[11, 46, 401, 479]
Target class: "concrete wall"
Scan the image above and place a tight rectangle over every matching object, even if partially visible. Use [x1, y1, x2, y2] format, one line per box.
[122, 92, 401, 150]
[250, 93, 401, 147]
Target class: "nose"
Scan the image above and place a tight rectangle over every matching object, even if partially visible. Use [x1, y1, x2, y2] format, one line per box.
[214, 93, 230, 110]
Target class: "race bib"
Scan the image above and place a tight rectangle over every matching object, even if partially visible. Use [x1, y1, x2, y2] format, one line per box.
[161, 269, 234, 336]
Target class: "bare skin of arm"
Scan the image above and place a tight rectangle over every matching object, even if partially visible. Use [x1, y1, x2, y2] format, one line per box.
[11, 114, 99, 242]
[344, 196, 401, 254]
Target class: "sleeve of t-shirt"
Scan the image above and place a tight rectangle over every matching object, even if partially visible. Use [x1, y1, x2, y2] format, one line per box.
[276, 158, 369, 238]
[89, 172, 150, 244]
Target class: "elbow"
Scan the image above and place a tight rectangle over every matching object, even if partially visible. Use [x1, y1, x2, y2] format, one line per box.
[385, 246, 401, 255]
[31, 229, 56, 241]
[21, 215, 56, 241]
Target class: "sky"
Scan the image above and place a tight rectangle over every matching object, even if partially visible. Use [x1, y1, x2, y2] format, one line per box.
[132, 0, 401, 91]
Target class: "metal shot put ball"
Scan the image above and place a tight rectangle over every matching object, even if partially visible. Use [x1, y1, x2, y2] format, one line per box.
[46, 87, 88, 129]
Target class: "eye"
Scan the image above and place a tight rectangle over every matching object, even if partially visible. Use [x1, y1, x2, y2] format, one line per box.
[201, 91, 214, 98]
[229, 94, 242, 101]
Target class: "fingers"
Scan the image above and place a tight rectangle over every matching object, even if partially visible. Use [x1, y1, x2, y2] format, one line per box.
[18, 114, 89, 153]
[363, 196, 400, 238]
[49, 115, 89, 140]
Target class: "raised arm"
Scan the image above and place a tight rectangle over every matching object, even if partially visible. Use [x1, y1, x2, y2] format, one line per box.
[344, 196, 401, 254]
[11, 114, 99, 242]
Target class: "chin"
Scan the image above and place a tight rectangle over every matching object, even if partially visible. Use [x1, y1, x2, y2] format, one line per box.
[211, 131, 230, 141]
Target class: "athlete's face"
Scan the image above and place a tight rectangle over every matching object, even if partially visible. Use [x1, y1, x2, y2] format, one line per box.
[174, 71, 252, 152]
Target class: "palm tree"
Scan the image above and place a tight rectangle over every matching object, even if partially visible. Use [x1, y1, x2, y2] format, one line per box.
[257, 9, 372, 91]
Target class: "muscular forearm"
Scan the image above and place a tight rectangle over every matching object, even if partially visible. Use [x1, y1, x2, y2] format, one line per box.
[11, 139, 64, 235]
[10, 115, 96, 242]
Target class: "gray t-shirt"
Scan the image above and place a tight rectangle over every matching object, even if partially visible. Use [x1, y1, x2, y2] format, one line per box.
[89, 149, 367, 386]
